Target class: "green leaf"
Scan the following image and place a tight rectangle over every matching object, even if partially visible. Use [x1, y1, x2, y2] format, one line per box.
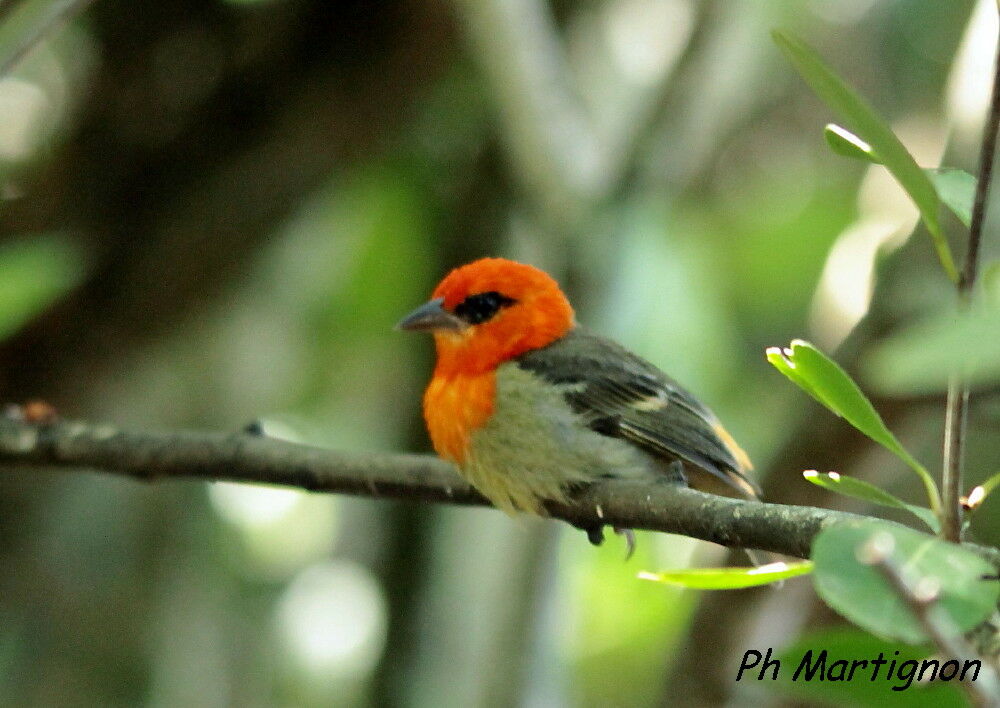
[772, 30, 958, 283]
[983, 260, 1000, 301]
[767, 340, 940, 511]
[823, 123, 880, 163]
[864, 301, 1000, 394]
[765, 344, 832, 413]
[772, 628, 966, 707]
[803, 471, 939, 532]
[638, 561, 813, 589]
[0, 234, 87, 341]
[811, 520, 1000, 644]
[969, 471, 1000, 507]
[926, 168, 975, 228]
[0, 0, 89, 77]
[820, 126, 975, 230]
[970, 483, 1000, 549]
[981, 471, 1000, 497]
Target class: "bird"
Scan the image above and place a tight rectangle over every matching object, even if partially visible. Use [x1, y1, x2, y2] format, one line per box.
[397, 257, 760, 550]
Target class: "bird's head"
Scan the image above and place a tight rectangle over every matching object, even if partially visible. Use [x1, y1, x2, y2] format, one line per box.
[397, 258, 575, 375]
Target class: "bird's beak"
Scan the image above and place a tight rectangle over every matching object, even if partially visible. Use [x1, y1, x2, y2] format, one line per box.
[396, 297, 465, 332]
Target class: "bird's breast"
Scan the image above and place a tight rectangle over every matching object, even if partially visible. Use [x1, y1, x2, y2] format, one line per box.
[423, 370, 496, 464]
[455, 363, 653, 514]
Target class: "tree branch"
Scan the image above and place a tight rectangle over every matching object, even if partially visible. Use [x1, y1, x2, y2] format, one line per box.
[5, 416, 998, 566]
[0, 416, 865, 559]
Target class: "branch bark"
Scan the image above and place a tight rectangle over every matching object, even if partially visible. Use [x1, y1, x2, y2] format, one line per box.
[0, 415, 980, 562]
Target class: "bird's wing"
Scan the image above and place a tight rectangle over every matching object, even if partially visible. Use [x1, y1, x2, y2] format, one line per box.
[516, 327, 759, 498]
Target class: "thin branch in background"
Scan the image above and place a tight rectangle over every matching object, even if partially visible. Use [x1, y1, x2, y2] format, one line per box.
[450, 0, 605, 224]
[0, 0, 97, 77]
[942, 20, 1000, 543]
[0, 0, 31, 26]
[449, 0, 695, 230]
[962, 24, 1000, 294]
[860, 533, 1000, 707]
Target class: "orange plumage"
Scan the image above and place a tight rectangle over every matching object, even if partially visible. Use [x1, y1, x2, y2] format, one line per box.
[398, 257, 758, 518]
[422, 259, 574, 464]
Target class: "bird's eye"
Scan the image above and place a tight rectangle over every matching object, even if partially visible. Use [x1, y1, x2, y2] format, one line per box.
[454, 291, 516, 325]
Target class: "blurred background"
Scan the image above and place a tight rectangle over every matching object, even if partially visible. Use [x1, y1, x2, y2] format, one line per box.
[0, 0, 998, 705]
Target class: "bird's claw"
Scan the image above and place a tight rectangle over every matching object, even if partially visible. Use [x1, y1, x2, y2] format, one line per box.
[578, 522, 636, 560]
[614, 527, 636, 560]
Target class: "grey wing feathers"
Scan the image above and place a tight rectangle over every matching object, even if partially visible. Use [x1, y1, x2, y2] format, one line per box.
[516, 328, 759, 498]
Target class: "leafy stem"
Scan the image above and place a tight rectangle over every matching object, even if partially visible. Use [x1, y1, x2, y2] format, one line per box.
[942, 23, 1000, 542]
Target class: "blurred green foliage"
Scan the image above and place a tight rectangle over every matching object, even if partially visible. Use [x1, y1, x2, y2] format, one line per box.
[865, 299, 1000, 394]
[0, 234, 86, 341]
[0, 0, 996, 706]
[773, 628, 967, 707]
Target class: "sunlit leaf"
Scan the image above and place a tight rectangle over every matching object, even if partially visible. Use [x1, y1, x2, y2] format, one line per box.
[772, 30, 958, 283]
[823, 124, 880, 163]
[638, 561, 813, 589]
[820, 125, 975, 230]
[0, 234, 87, 341]
[803, 471, 939, 532]
[765, 344, 828, 411]
[767, 340, 939, 511]
[982, 471, 1000, 498]
[811, 520, 999, 643]
[926, 168, 975, 228]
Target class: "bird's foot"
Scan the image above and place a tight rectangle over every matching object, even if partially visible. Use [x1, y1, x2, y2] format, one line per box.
[581, 523, 606, 546]
[662, 459, 688, 486]
[242, 419, 268, 437]
[576, 522, 636, 560]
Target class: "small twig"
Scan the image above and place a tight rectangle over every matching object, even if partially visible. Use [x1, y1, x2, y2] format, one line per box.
[942, 21, 1000, 543]
[943, 376, 970, 542]
[450, 0, 605, 225]
[449, 0, 695, 230]
[3, 416, 983, 562]
[861, 533, 1000, 707]
[962, 26, 1000, 294]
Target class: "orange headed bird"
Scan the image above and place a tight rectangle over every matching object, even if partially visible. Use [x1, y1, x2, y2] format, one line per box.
[398, 258, 759, 547]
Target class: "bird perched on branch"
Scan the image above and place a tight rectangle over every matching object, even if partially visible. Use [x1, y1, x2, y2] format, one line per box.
[398, 257, 759, 549]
